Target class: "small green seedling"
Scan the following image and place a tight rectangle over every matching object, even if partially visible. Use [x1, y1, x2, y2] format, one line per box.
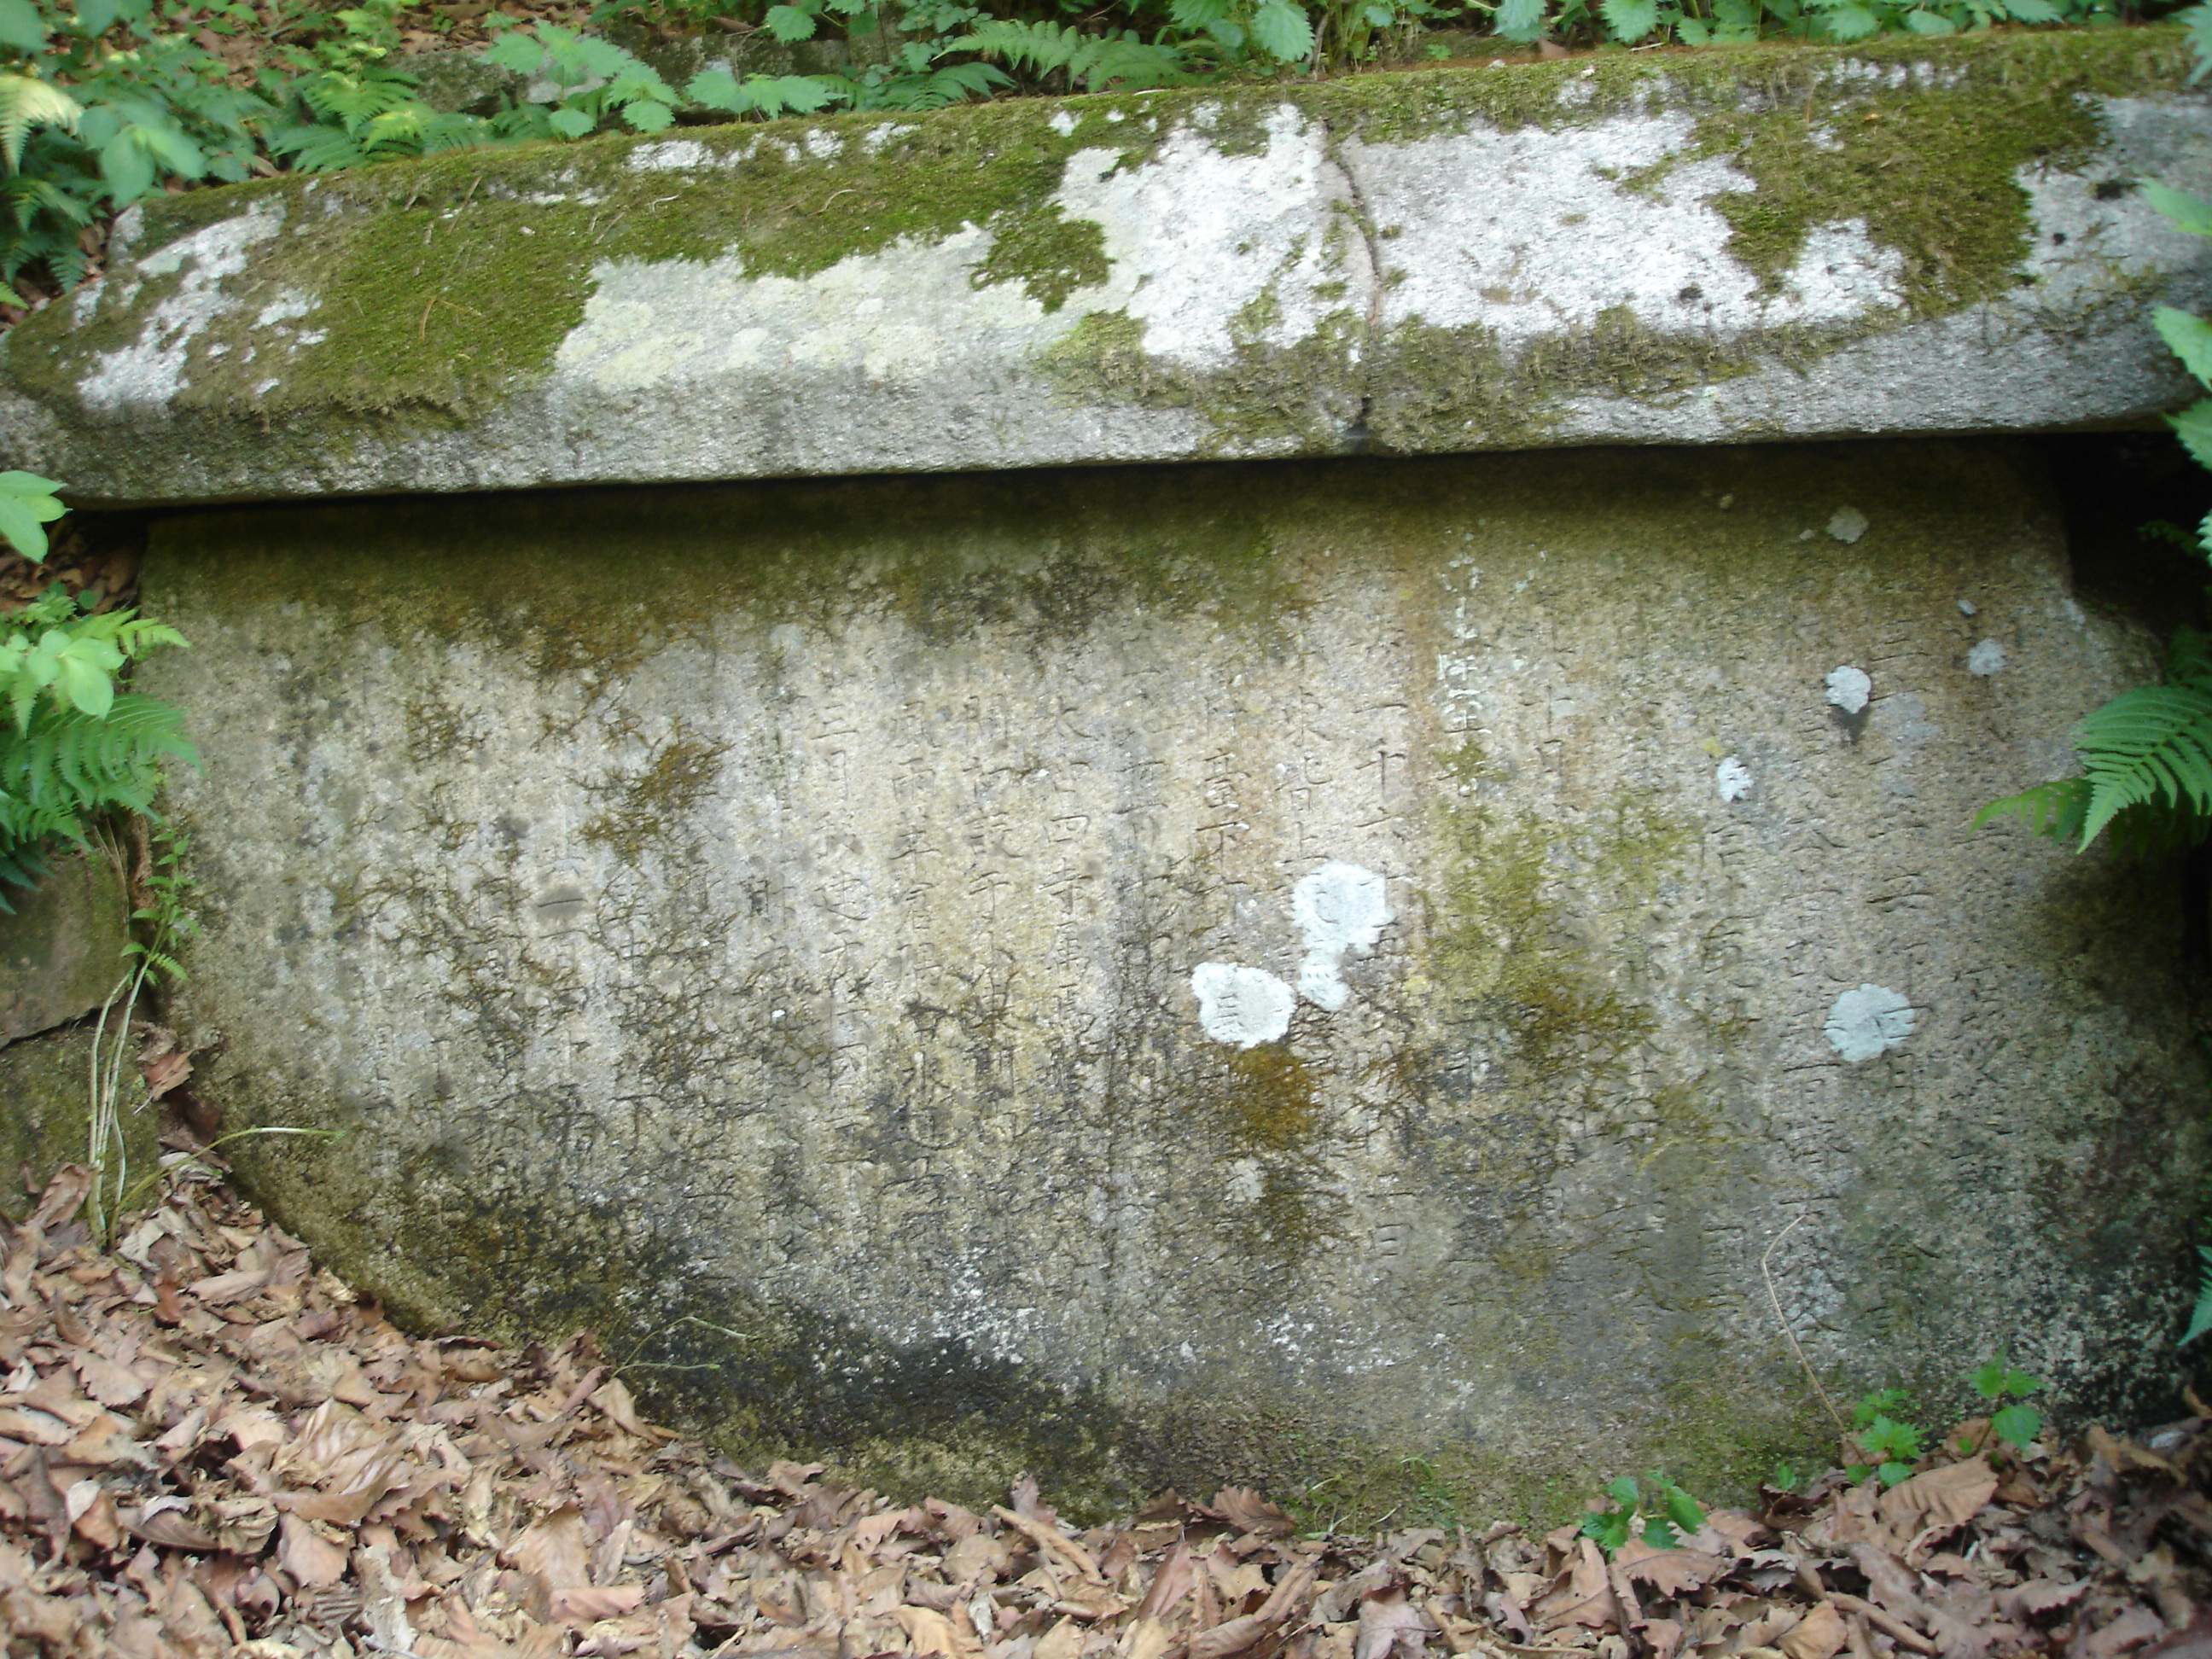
[1970, 1359, 2044, 1453]
[1767, 1462, 1800, 1493]
[1845, 1388, 1924, 1487]
[1580, 1470, 1705, 1555]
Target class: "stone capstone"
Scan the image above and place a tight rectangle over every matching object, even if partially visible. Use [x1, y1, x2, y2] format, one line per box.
[141, 439, 2209, 1518]
[1, 30, 2207, 505]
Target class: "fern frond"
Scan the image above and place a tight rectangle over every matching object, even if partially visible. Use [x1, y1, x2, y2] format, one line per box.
[941, 19, 1085, 79]
[2075, 682, 2212, 847]
[0, 75, 81, 174]
[1972, 776, 2089, 841]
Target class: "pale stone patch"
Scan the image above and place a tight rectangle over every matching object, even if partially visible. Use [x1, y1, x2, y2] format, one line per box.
[1053, 104, 1365, 370]
[1825, 666, 1871, 714]
[1344, 116, 1904, 354]
[1967, 639, 2007, 676]
[1291, 862, 1391, 1011]
[556, 228, 1069, 393]
[1824, 984, 1917, 1062]
[1190, 963, 1295, 1047]
[1714, 757, 1754, 803]
[1825, 506, 1869, 544]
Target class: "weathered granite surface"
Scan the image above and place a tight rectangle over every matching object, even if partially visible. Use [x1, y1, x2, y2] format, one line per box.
[2, 31, 2207, 505]
[143, 439, 2210, 1517]
[0, 850, 128, 1045]
[0, 1027, 153, 1223]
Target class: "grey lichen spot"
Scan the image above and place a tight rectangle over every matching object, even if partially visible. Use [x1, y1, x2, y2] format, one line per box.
[1824, 983, 1917, 1063]
[1825, 666, 1871, 714]
[1714, 756, 1753, 803]
[1291, 861, 1391, 1011]
[1958, 598, 1979, 616]
[1967, 638, 2007, 676]
[531, 883, 591, 936]
[1826, 507, 1870, 544]
[1191, 962, 1295, 1047]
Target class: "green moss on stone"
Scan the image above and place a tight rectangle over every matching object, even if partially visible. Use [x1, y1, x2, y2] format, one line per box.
[1424, 783, 1666, 1093]
[0, 1027, 158, 1225]
[972, 203, 1110, 312]
[581, 732, 730, 859]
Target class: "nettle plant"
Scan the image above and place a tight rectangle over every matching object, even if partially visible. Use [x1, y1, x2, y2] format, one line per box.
[1838, 1364, 2044, 1489]
[0, 471, 195, 898]
[1580, 1470, 1708, 1557]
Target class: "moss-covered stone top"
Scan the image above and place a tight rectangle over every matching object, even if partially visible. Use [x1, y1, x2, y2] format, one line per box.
[2, 26, 2208, 505]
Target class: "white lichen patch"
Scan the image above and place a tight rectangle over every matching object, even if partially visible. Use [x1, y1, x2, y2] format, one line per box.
[1824, 983, 1916, 1062]
[1825, 506, 1869, 544]
[1291, 861, 1391, 1010]
[1967, 638, 2007, 676]
[78, 201, 287, 413]
[253, 290, 316, 329]
[560, 109, 1365, 399]
[628, 139, 712, 172]
[557, 227, 1080, 393]
[1191, 963, 1295, 1047]
[1825, 665, 1871, 713]
[1053, 105, 1367, 370]
[1714, 756, 1753, 802]
[1342, 116, 1904, 353]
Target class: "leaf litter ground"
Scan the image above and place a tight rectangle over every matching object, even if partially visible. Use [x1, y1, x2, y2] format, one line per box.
[3, 1164, 2212, 1659]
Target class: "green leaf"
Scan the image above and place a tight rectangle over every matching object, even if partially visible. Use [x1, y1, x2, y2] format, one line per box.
[622, 98, 674, 131]
[764, 3, 821, 41]
[1250, 0, 1314, 61]
[1992, 1404, 2043, 1448]
[0, 0, 47, 53]
[1579, 1509, 1630, 1553]
[1877, 1461, 1913, 1488]
[1493, 0, 1547, 38]
[0, 473, 63, 562]
[1969, 1360, 2008, 1399]
[52, 652, 112, 719]
[1599, 0, 1660, 37]
[2186, 4, 2212, 84]
[2144, 179, 2212, 238]
[2184, 1247, 2212, 1346]
[2157, 307, 2212, 388]
[1853, 1388, 1912, 1429]
[1843, 1464, 1871, 1485]
[77, 0, 119, 35]
[547, 106, 595, 138]
[2171, 399, 2212, 474]
[1815, 2, 1881, 36]
[1856, 1415, 1923, 1464]
[1662, 1484, 1705, 1534]
[1605, 1476, 1639, 1505]
[1642, 1517, 1679, 1549]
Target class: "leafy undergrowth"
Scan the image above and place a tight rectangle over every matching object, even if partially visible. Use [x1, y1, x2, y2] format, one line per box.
[3, 1164, 2211, 1658]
